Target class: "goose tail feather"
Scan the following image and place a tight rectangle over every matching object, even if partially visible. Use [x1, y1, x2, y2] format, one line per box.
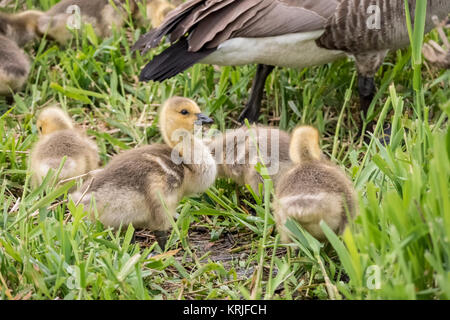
[139, 38, 215, 82]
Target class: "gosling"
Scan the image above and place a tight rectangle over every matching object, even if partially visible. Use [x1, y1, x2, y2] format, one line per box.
[0, 10, 43, 96]
[71, 97, 216, 248]
[207, 125, 291, 194]
[274, 126, 357, 242]
[37, 0, 136, 45]
[0, 10, 43, 47]
[0, 35, 31, 96]
[30, 106, 100, 187]
[145, 0, 175, 28]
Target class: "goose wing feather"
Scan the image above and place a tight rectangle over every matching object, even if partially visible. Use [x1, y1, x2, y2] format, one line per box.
[133, 0, 340, 53]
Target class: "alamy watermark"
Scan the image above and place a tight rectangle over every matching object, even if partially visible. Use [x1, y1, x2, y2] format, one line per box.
[366, 5, 381, 30]
[366, 265, 381, 290]
[66, 5, 82, 30]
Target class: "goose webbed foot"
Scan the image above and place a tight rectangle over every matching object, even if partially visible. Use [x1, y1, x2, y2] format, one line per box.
[362, 121, 392, 146]
[238, 101, 261, 124]
[238, 64, 274, 124]
[378, 122, 392, 146]
[154, 230, 169, 250]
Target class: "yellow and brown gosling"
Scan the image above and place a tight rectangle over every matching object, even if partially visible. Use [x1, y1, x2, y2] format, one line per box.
[37, 0, 137, 45]
[71, 97, 216, 248]
[274, 126, 357, 243]
[207, 125, 291, 194]
[30, 106, 100, 187]
[0, 10, 43, 47]
[144, 0, 175, 28]
[0, 35, 31, 96]
[0, 10, 43, 97]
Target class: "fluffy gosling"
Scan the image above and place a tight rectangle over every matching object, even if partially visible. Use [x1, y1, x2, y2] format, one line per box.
[0, 10, 43, 96]
[274, 126, 357, 242]
[0, 35, 30, 96]
[207, 125, 291, 194]
[145, 0, 175, 28]
[30, 106, 100, 187]
[71, 97, 216, 248]
[0, 10, 43, 47]
[37, 0, 135, 45]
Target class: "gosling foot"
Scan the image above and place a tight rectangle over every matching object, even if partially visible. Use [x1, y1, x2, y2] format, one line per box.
[154, 230, 169, 250]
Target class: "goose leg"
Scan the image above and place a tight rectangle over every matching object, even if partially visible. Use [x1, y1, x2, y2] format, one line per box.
[358, 74, 376, 123]
[238, 64, 274, 124]
[358, 74, 393, 143]
[354, 51, 388, 139]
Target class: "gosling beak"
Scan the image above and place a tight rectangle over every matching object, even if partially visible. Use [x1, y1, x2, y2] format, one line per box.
[195, 113, 214, 125]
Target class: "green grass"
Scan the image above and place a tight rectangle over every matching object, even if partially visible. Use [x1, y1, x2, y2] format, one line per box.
[0, 0, 449, 300]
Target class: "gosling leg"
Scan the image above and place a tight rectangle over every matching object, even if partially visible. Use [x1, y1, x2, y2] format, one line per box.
[238, 64, 274, 124]
[154, 230, 169, 250]
[5, 95, 14, 106]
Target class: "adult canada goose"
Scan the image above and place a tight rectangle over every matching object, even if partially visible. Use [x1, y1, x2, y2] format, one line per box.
[0, 35, 31, 96]
[133, 0, 450, 128]
[274, 126, 356, 242]
[0, 10, 43, 47]
[207, 125, 291, 194]
[71, 97, 216, 249]
[37, 0, 138, 45]
[30, 106, 100, 187]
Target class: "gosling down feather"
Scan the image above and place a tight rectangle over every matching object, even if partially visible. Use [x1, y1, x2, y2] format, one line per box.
[71, 97, 216, 249]
[0, 35, 31, 96]
[145, 0, 176, 28]
[37, 0, 137, 45]
[207, 125, 291, 194]
[0, 10, 43, 96]
[274, 126, 357, 242]
[30, 106, 100, 187]
[0, 10, 43, 47]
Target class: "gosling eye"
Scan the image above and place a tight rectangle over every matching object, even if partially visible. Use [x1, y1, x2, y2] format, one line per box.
[180, 109, 189, 115]
[38, 126, 42, 132]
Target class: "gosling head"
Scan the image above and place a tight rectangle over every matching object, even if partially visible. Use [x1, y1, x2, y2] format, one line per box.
[0, 10, 44, 47]
[289, 125, 322, 164]
[146, 0, 175, 27]
[159, 96, 213, 147]
[36, 106, 74, 135]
